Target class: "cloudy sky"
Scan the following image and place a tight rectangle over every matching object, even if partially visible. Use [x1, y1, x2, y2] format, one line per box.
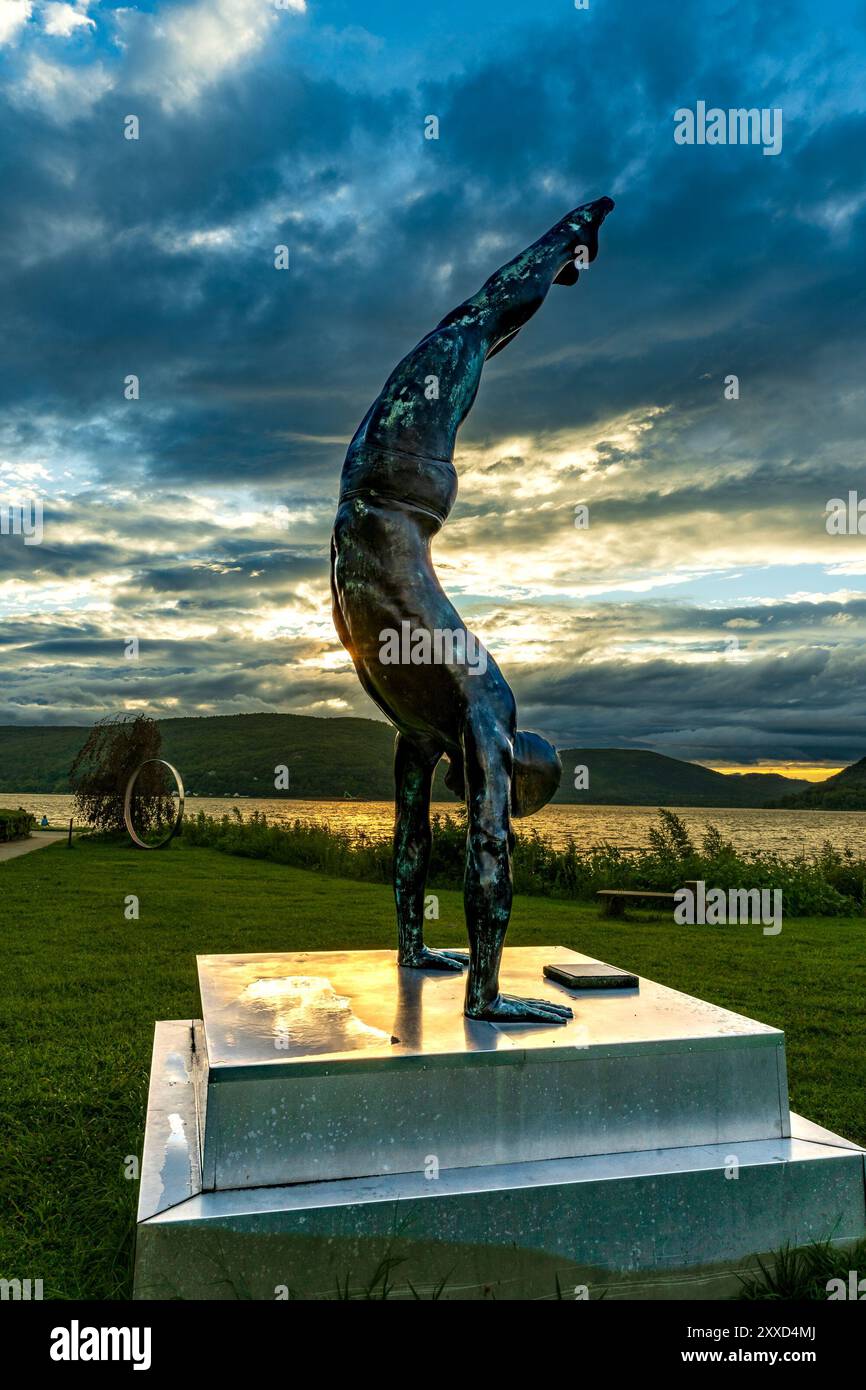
[1, 0, 865, 774]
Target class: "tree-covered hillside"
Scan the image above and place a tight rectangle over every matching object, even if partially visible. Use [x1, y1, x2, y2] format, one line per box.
[0, 715, 821, 807]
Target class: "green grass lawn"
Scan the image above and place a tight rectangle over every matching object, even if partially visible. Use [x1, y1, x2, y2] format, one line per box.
[1, 837, 864, 1300]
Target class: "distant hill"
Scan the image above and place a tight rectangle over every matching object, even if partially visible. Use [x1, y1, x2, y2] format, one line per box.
[0, 714, 402, 800]
[769, 757, 866, 810]
[0, 714, 819, 808]
[553, 748, 811, 807]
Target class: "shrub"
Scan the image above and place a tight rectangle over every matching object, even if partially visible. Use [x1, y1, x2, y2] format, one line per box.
[70, 714, 175, 837]
[0, 808, 35, 842]
[176, 807, 864, 918]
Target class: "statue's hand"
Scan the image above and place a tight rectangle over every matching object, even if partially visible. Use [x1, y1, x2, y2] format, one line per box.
[399, 946, 469, 972]
[466, 993, 573, 1025]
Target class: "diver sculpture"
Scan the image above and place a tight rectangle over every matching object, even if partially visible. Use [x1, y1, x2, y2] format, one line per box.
[331, 197, 614, 1022]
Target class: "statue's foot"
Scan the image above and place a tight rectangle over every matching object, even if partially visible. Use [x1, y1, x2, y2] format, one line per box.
[466, 993, 573, 1024]
[399, 946, 469, 971]
[548, 195, 615, 272]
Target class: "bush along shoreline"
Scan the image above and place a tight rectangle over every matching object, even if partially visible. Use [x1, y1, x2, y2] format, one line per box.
[0, 808, 34, 842]
[176, 807, 865, 918]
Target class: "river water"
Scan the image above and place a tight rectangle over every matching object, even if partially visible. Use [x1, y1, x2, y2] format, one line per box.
[6, 793, 863, 858]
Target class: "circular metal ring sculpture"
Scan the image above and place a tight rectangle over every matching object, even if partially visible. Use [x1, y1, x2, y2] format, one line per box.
[123, 758, 185, 850]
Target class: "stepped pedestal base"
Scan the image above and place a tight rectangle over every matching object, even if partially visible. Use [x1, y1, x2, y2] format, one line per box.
[133, 948, 866, 1300]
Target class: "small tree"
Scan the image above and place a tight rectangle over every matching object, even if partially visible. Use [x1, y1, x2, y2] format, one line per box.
[70, 714, 176, 837]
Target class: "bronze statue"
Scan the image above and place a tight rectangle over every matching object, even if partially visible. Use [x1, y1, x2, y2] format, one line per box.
[331, 197, 614, 1022]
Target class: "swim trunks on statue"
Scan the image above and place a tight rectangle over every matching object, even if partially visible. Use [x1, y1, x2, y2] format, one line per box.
[338, 441, 458, 527]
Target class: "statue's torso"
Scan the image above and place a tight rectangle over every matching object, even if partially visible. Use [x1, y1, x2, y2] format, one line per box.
[330, 438, 513, 751]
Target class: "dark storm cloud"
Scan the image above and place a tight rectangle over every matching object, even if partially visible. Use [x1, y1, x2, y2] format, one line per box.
[131, 551, 326, 594]
[517, 645, 866, 764]
[2, 0, 861, 491]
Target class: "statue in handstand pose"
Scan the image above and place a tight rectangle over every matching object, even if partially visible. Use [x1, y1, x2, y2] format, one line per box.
[331, 196, 614, 1022]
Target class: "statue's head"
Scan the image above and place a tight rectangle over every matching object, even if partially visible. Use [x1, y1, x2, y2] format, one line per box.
[511, 731, 562, 819]
[443, 732, 562, 818]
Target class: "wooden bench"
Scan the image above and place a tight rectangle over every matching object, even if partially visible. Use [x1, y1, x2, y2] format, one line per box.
[596, 889, 679, 918]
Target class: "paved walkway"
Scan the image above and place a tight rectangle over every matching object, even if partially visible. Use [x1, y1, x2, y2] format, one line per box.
[0, 832, 68, 862]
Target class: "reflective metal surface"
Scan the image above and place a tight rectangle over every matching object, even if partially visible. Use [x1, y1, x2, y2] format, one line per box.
[197, 946, 782, 1071]
[134, 1022, 866, 1301]
[123, 757, 185, 850]
[137, 1020, 203, 1223]
[194, 947, 789, 1190]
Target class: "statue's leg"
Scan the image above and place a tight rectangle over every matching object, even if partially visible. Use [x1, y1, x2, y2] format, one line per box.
[462, 713, 572, 1023]
[394, 733, 469, 971]
[363, 198, 614, 461]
